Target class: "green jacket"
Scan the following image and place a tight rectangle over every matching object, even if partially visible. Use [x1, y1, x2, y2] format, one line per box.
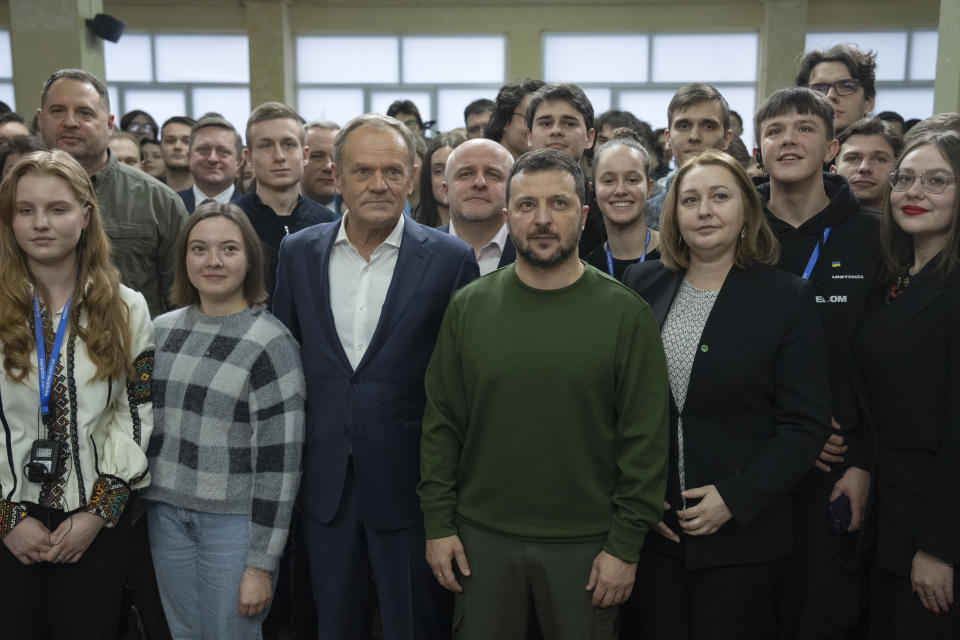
[91, 151, 187, 317]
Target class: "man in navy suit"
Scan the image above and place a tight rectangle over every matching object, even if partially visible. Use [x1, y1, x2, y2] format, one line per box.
[439, 138, 517, 276]
[272, 113, 479, 640]
[177, 115, 244, 213]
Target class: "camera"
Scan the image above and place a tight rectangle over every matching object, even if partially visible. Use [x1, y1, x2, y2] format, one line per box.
[25, 439, 65, 482]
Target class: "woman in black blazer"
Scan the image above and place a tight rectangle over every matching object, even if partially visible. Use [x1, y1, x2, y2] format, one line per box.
[621, 150, 830, 639]
[854, 130, 960, 638]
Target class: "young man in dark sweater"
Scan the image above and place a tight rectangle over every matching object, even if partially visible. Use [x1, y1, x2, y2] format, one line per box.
[754, 87, 880, 640]
[237, 102, 337, 294]
[419, 148, 669, 639]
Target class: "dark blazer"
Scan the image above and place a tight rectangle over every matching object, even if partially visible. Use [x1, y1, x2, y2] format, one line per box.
[854, 272, 960, 577]
[623, 261, 830, 569]
[177, 186, 243, 213]
[437, 223, 516, 270]
[272, 219, 479, 530]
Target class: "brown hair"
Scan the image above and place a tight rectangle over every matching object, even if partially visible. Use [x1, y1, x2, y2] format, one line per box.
[191, 115, 243, 159]
[0, 150, 131, 382]
[880, 131, 960, 286]
[525, 82, 595, 132]
[169, 202, 268, 308]
[837, 117, 903, 158]
[506, 147, 585, 208]
[668, 83, 731, 133]
[415, 131, 466, 227]
[245, 102, 305, 147]
[659, 149, 779, 270]
[754, 87, 836, 148]
[904, 113, 960, 146]
[110, 130, 141, 147]
[796, 44, 878, 100]
[593, 127, 654, 175]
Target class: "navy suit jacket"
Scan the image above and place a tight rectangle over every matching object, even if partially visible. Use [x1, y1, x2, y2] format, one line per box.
[273, 218, 479, 530]
[437, 224, 516, 270]
[177, 187, 244, 213]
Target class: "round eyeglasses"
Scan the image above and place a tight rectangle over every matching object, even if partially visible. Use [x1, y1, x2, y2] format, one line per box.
[888, 170, 957, 194]
[808, 79, 862, 97]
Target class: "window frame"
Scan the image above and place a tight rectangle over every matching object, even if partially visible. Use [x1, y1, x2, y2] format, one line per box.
[105, 31, 250, 126]
[294, 33, 506, 132]
[540, 30, 760, 136]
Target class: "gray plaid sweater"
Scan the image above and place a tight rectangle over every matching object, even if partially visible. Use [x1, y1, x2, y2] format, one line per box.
[145, 305, 305, 572]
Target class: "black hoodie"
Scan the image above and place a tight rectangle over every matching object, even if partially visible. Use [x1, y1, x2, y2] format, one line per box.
[756, 172, 880, 471]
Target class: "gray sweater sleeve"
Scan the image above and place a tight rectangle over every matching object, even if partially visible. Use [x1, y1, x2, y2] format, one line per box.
[245, 330, 306, 572]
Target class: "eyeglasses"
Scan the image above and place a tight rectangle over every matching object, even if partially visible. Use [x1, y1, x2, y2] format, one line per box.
[511, 111, 526, 120]
[128, 122, 155, 133]
[808, 79, 862, 96]
[888, 169, 957, 194]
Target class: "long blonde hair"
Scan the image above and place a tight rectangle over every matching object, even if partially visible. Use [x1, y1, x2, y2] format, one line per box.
[0, 150, 131, 382]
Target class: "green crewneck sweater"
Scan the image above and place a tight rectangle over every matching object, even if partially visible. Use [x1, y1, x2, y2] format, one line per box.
[418, 264, 669, 563]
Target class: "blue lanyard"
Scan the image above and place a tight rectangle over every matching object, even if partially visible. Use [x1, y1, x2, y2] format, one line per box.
[801, 227, 832, 280]
[33, 293, 72, 418]
[606, 227, 651, 277]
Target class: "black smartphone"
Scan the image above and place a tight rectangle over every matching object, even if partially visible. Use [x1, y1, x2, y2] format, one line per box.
[829, 493, 852, 534]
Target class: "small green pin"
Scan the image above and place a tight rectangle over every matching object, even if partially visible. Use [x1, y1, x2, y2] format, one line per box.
[700, 344, 709, 352]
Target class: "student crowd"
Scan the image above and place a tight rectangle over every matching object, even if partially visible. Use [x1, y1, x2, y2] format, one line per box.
[0, 41, 958, 640]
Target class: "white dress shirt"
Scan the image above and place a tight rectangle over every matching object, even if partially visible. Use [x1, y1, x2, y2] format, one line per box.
[448, 219, 509, 276]
[329, 214, 405, 370]
[192, 183, 235, 206]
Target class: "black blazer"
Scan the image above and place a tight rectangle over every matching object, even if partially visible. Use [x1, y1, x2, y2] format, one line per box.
[854, 271, 960, 577]
[623, 261, 831, 569]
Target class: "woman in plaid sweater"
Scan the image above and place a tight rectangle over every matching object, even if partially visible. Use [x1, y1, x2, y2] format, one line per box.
[145, 202, 305, 639]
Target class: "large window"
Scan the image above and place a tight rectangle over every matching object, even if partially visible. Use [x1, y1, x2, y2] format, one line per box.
[104, 33, 251, 134]
[804, 30, 937, 120]
[0, 30, 14, 110]
[543, 32, 759, 146]
[295, 35, 506, 132]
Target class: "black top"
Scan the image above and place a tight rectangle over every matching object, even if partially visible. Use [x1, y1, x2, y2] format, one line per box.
[756, 172, 881, 472]
[585, 243, 661, 281]
[578, 183, 603, 257]
[623, 261, 830, 569]
[853, 263, 960, 577]
[237, 191, 338, 296]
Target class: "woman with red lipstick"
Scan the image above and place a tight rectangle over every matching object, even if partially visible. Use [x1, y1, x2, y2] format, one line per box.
[621, 150, 830, 638]
[144, 202, 305, 639]
[854, 130, 960, 638]
[586, 128, 661, 281]
[0, 150, 154, 638]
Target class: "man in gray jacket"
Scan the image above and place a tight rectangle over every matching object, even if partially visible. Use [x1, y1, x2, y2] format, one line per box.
[37, 68, 186, 318]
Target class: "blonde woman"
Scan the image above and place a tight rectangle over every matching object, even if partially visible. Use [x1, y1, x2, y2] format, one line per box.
[622, 150, 830, 638]
[0, 149, 154, 638]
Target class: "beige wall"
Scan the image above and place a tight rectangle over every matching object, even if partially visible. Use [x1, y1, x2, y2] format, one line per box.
[3, 0, 950, 114]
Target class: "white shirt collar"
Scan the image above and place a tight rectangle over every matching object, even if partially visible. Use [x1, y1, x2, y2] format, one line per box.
[448, 217, 509, 252]
[192, 183, 235, 206]
[335, 212, 405, 252]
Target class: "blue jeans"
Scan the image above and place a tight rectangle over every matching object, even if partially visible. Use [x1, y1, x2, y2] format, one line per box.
[147, 502, 271, 640]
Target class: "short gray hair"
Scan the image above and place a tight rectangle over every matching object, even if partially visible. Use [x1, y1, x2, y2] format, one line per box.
[333, 113, 416, 173]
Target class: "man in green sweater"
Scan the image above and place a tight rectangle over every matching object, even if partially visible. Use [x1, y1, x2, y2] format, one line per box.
[418, 148, 670, 639]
